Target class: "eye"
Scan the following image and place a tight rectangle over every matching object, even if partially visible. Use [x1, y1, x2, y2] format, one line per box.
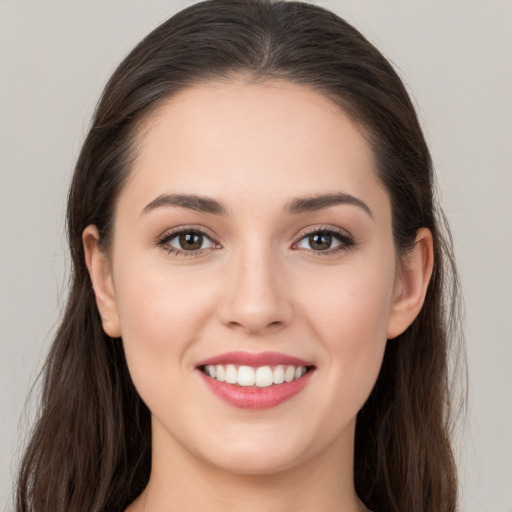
[158, 228, 217, 256]
[294, 228, 354, 253]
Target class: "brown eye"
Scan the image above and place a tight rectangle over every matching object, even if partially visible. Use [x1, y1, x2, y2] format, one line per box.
[162, 230, 216, 253]
[178, 232, 204, 250]
[295, 229, 354, 253]
[308, 233, 332, 251]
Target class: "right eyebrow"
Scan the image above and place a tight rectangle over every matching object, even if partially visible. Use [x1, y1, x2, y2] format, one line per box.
[140, 193, 227, 217]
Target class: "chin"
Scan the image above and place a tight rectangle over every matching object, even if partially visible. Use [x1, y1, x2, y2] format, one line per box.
[189, 422, 330, 477]
[205, 447, 307, 477]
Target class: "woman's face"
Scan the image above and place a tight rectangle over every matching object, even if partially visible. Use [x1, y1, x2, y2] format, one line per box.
[86, 78, 427, 476]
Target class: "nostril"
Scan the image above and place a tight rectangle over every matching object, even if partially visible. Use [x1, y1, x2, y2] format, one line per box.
[225, 319, 285, 335]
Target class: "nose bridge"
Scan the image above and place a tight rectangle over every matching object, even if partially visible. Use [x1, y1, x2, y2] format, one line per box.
[218, 237, 292, 334]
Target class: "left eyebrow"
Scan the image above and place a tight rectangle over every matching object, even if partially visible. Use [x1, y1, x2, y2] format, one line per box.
[285, 192, 373, 218]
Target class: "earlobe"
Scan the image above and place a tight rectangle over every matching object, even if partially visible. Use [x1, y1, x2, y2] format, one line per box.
[82, 225, 122, 338]
[387, 228, 434, 339]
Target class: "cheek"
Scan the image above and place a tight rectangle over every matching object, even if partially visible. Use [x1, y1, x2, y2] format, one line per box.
[301, 255, 396, 341]
[111, 256, 216, 381]
[298, 256, 396, 399]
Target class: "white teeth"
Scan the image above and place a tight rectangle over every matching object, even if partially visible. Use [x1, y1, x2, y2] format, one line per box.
[225, 364, 237, 384]
[255, 366, 273, 387]
[272, 364, 284, 384]
[295, 366, 306, 379]
[237, 366, 255, 386]
[205, 365, 216, 378]
[273, 365, 285, 384]
[284, 365, 295, 383]
[216, 364, 225, 382]
[205, 364, 308, 386]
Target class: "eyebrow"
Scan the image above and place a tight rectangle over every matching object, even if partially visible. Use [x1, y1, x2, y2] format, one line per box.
[141, 192, 373, 218]
[285, 192, 373, 218]
[141, 193, 227, 216]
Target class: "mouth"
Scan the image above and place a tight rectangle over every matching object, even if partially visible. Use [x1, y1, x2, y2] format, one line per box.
[199, 363, 314, 387]
[195, 351, 316, 409]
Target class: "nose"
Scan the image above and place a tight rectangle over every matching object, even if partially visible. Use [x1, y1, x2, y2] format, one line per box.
[217, 245, 293, 335]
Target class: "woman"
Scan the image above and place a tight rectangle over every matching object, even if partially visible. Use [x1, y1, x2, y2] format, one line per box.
[15, 0, 463, 511]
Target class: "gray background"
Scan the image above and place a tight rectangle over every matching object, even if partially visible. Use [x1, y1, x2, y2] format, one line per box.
[1, 1, 511, 511]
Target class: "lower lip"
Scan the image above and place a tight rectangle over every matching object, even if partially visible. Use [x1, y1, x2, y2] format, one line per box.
[198, 370, 314, 409]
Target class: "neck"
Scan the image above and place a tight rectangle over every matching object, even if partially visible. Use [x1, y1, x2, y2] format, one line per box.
[128, 419, 367, 512]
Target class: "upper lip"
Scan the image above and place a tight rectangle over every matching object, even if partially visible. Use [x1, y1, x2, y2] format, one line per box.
[196, 351, 314, 368]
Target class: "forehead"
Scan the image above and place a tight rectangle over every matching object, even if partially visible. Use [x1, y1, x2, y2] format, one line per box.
[122, 78, 388, 218]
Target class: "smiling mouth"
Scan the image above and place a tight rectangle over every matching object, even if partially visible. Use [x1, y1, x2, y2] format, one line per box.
[199, 364, 315, 388]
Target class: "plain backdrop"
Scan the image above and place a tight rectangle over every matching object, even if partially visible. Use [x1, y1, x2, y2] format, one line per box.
[1, 1, 511, 511]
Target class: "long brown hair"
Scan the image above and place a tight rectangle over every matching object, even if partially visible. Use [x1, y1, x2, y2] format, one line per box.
[15, 1, 464, 511]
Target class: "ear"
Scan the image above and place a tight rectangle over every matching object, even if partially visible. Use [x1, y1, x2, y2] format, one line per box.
[82, 225, 121, 338]
[387, 227, 434, 339]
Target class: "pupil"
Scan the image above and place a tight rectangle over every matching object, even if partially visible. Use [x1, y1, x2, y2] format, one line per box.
[179, 232, 202, 250]
[310, 233, 331, 250]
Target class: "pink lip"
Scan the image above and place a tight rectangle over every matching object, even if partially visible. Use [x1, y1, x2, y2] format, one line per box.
[198, 370, 314, 409]
[196, 351, 314, 368]
[195, 351, 316, 410]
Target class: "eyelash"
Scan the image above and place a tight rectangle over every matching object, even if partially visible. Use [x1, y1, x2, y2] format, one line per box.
[157, 226, 218, 257]
[293, 226, 356, 256]
[157, 226, 355, 258]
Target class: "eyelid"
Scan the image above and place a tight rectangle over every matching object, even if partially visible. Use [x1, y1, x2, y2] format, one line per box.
[291, 225, 355, 253]
[157, 225, 221, 255]
[156, 224, 355, 257]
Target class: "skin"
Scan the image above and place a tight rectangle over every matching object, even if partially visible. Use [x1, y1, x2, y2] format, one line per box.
[84, 78, 433, 512]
